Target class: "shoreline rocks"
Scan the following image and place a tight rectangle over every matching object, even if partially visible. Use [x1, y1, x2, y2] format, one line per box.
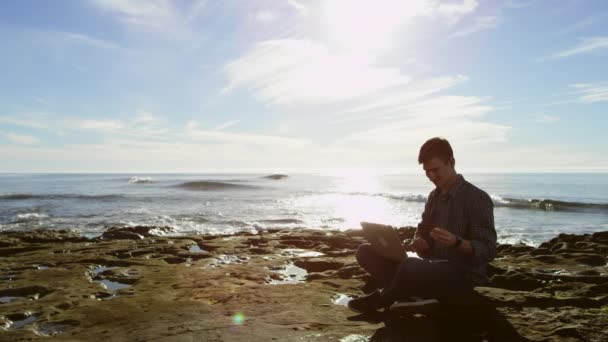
[0, 227, 606, 341]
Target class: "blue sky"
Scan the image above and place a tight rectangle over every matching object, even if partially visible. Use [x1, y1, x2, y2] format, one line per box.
[0, 0, 607, 173]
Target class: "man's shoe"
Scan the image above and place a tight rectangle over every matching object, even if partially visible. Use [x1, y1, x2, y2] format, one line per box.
[347, 290, 384, 314]
[389, 297, 439, 315]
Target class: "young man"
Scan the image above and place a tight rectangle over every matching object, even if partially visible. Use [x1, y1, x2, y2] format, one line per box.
[348, 137, 497, 314]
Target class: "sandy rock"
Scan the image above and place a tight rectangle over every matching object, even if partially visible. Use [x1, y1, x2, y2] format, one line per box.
[0, 227, 606, 341]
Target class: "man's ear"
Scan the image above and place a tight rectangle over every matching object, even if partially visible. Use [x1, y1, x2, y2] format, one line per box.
[450, 158, 456, 167]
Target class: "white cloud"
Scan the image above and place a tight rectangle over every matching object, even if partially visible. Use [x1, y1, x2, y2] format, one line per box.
[3, 132, 40, 145]
[255, 10, 277, 22]
[435, 0, 479, 23]
[223, 39, 409, 106]
[449, 16, 501, 38]
[76, 119, 125, 131]
[185, 122, 310, 148]
[213, 120, 240, 131]
[504, 1, 532, 9]
[572, 83, 608, 103]
[544, 36, 608, 60]
[0, 115, 49, 129]
[90, 0, 206, 39]
[57, 31, 120, 50]
[287, 0, 308, 15]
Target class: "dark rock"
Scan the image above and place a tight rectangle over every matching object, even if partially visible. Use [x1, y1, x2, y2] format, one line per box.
[560, 253, 606, 266]
[531, 255, 559, 263]
[163, 257, 187, 264]
[553, 325, 583, 339]
[509, 244, 535, 254]
[490, 273, 542, 291]
[529, 248, 551, 256]
[496, 244, 512, 254]
[101, 226, 172, 240]
[336, 266, 363, 279]
[293, 259, 343, 272]
[278, 238, 316, 249]
[592, 231, 608, 242]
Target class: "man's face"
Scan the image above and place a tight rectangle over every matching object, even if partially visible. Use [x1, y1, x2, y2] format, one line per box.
[422, 157, 455, 189]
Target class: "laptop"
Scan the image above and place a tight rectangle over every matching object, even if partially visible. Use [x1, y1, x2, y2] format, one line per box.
[360, 222, 407, 262]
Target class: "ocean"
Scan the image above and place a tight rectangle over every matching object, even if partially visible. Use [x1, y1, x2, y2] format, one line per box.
[1, 172, 607, 246]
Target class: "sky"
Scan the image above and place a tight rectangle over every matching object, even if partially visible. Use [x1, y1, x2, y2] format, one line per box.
[0, 0, 607, 173]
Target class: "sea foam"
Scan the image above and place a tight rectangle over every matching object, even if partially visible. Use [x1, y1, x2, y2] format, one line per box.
[128, 177, 152, 184]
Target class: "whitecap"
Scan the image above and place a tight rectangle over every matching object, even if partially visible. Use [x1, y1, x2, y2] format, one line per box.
[128, 176, 152, 184]
[15, 213, 48, 221]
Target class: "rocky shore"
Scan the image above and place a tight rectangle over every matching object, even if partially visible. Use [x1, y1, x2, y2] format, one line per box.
[1, 226, 607, 341]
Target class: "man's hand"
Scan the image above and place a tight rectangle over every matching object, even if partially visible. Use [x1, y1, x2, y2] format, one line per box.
[430, 227, 457, 247]
[407, 237, 430, 256]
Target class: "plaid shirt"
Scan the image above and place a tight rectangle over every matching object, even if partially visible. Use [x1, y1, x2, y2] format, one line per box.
[415, 175, 497, 285]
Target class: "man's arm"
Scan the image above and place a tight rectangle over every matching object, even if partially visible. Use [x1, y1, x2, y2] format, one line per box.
[410, 191, 436, 257]
[466, 192, 497, 263]
[429, 191, 496, 261]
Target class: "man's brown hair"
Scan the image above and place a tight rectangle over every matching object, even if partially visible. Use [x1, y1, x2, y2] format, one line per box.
[418, 137, 454, 164]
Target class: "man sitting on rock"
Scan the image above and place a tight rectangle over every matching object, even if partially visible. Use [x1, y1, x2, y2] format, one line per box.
[348, 137, 497, 314]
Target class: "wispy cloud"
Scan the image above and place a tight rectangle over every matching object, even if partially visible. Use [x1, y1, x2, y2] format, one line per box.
[213, 120, 240, 131]
[57, 31, 121, 50]
[542, 36, 608, 60]
[255, 10, 277, 23]
[223, 39, 409, 106]
[504, 0, 532, 9]
[536, 115, 560, 123]
[287, 0, 308, 15]
[90, 0, 207, 39]
[436, 0, 479, 23]
[449, 16, 501, 38]
[0, 115, 49, 129]
[76, 119, 124, 131]
[572, 83, 608, 103]
[2, 132, 40, 145]
[185, 122, 310, 148]
[558, 14, 607, 35]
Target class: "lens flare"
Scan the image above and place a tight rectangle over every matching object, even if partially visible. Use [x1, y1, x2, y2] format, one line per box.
[232, 312, 245, 325]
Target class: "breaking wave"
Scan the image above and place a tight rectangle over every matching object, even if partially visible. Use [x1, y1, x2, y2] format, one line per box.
[128, 176, 153, 184]
[262, 174, 288, 180]
[174, 181, 258, 191]
[0, 193, 126, 201]
[14, 213, 48, 222]
[257, 218, 304, 224]
[497, 198, 608, 213]
[340, 191, 608, 213]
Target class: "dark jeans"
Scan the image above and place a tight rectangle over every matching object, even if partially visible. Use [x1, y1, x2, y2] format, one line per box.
[355, 243, 473, 304]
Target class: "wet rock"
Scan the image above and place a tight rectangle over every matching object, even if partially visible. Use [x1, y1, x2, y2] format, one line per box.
[490, 272, 542, 291]
[1, 227, 607, 341]
[529, 247, 550, 256]
[101, 226, 172, 240]
[293, 259, 343, 272]
[563, 253, 606, 266]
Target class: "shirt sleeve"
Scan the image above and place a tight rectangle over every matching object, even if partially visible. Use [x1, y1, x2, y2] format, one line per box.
[468, 191, 497, 264]
[415, 190, 435, 240]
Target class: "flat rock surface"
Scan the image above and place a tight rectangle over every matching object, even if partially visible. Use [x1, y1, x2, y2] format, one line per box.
[1, 227, 607, 341]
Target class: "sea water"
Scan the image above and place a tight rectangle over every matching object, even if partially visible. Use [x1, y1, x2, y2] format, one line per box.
[1, 173, 607, 246]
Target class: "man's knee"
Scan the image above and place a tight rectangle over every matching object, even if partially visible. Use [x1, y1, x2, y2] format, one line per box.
[355, 243, 376, 264]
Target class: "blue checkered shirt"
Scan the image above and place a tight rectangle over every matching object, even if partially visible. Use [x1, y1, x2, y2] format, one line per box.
[415, 175, 497, 285]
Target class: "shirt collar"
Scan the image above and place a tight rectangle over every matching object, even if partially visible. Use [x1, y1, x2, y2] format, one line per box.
[438, 174, 464, 198]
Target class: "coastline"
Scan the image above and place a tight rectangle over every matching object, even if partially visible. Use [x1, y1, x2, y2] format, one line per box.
[1, 226, 607, 341]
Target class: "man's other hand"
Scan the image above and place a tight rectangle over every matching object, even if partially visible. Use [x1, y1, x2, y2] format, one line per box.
[408, 237, 430, 256]
[430, 227, 456, 247]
